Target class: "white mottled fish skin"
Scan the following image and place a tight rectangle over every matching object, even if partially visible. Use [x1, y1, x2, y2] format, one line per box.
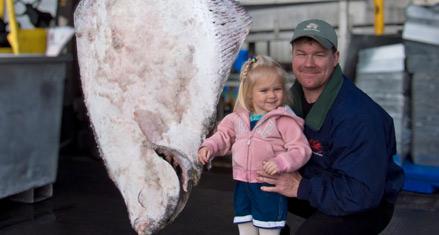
[73, 0, 251, 234]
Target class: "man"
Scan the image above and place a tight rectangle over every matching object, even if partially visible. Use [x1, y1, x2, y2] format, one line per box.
[258, 19, 405, 235]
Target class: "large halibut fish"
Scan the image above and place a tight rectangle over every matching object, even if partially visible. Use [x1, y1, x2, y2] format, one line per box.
[73, 0, 251, 234]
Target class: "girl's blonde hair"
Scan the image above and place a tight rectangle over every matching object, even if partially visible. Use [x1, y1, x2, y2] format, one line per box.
[234, 55, 292, 112]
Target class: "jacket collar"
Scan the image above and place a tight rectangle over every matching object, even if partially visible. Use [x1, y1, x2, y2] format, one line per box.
[236, 106, 295, 123]
[291, 64, 343, 131]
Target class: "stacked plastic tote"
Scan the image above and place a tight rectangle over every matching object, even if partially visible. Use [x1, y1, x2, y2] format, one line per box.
[354, 4, 439, 193]
[403, 4, 439, 167]
[355, 44, 411, 165]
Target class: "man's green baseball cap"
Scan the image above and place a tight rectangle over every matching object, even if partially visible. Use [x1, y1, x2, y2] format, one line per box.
[291, 19, 338, 50]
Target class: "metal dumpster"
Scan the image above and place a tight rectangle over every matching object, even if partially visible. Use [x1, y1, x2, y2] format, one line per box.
[0, 55, 71, 202]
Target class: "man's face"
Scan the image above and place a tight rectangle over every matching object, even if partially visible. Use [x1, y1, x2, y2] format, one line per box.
[292, 38, 339, 99]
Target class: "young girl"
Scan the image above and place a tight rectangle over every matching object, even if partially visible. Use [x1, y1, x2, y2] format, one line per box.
[197, 55, 312, 235]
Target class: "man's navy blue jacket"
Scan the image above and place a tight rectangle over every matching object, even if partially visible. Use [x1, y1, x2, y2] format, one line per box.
[291, 65, 405, 216]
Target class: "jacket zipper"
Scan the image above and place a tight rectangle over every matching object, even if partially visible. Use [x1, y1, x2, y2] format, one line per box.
[246, 133, 252, 181]
[245, 116, 267, 181]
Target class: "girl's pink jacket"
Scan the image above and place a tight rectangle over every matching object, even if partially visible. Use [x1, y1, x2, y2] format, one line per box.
[201, 106, 312, 183]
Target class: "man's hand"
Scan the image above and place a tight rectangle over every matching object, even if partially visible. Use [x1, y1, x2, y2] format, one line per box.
[257, 171, 302, 198]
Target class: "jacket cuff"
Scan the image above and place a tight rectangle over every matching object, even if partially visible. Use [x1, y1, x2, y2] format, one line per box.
[273, 157, 287, 172]
[297, 177, 311, 200]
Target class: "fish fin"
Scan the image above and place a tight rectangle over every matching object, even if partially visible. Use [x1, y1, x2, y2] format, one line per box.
[134, 109, 168, 145]
[206, 0, 252, 82]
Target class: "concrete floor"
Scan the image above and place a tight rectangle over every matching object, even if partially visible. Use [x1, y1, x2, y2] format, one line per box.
[1, 154, 439, 235]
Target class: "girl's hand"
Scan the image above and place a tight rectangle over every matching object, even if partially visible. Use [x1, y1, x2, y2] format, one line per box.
[263, 160, 280, 175]
[197, 147, 212, 165]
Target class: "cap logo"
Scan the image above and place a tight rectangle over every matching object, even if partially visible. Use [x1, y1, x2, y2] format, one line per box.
[304, 23, 320, 32]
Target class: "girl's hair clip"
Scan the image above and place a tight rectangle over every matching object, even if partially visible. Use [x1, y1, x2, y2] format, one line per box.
[250, 56, 257, 63]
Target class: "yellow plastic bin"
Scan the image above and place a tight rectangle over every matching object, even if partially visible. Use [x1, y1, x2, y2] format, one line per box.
[1, 0, 47, 54]
[8, 28, 47, 54]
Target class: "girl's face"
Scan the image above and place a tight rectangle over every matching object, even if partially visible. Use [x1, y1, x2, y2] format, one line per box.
[250, 75, 284, 115]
